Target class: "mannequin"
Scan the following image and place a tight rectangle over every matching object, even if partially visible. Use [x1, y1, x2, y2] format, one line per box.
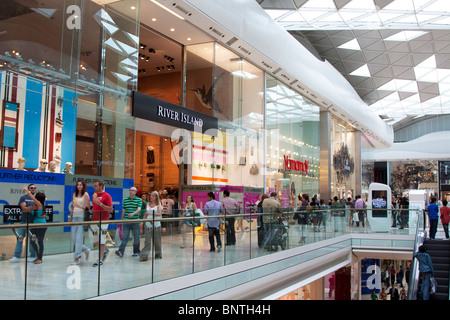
[34, 159, 48, 172]
[48, 160, 57, 173]
[15, 157, 26, 170]
[62, 162, 73, 174]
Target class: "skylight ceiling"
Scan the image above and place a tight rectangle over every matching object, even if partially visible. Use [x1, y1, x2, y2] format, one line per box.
[258, 0, 450, 127]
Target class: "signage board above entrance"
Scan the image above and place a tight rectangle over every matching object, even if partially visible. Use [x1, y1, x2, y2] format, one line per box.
[132, 91, 218, 133]
[283, 155, 308, 174]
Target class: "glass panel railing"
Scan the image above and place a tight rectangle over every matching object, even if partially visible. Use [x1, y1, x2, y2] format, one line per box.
[0, 207, 422, 299]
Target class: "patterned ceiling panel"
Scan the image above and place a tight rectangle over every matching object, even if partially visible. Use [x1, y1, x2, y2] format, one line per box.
[258, 0, 450, 127]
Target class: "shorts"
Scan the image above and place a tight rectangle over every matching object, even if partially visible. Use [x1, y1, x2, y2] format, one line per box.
[88, 223, 109, 245]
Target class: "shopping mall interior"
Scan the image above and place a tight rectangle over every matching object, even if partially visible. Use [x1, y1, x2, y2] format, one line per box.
[0, 0, 449, 302]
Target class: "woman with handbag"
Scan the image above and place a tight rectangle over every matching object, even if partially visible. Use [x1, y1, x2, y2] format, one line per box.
[68, 179, 91, 265]
[180, 195, 197, 248]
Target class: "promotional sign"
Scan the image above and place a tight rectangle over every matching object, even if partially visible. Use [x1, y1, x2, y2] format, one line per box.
[3, 205, 54, 223]
[181, 185, 263, 215]
[0, 169, 133, 233]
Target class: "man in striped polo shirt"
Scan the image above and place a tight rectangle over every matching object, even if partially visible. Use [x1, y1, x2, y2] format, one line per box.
[115, 187, 143, 258]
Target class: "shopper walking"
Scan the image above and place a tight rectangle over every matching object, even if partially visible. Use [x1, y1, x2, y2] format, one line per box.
[68, 179, 91, 265]
[140, 191, 162, 261]
[427, 197, 439, 239]
[390, 265, 396, 285]
[204, 192, 223, 252]
[91, 179, 113, 267]
[440, 199, 450, 239]
[9, 184, 37, 262]
[180, 195, 198, 248]
[23, 189, 47, 264]
[388, 284, 400, 300]
[398, 196, 409, 229]
[262, 192, 284, 249]
[220, 190, 240, 246]
[116, 187, 142, 258]
[354, 195, 366, 227]
[414, 245, 434, 300]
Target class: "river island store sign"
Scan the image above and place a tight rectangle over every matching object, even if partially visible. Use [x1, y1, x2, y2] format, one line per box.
[132, 91, 218, 133]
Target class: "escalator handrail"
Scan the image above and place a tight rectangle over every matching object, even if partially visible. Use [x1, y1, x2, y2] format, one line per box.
[407, 209, 427, 300]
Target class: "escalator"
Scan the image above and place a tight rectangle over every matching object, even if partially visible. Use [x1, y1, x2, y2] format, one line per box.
[420, 239, 450, 300]
[407, 209, 450, 300]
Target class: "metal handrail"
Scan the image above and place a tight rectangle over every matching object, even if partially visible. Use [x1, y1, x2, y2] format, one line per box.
[0, 207, 423, 230]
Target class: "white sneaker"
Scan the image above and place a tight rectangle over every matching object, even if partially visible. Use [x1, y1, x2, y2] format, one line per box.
[9, 256, 20, 263]
[28, 257, 36, 262]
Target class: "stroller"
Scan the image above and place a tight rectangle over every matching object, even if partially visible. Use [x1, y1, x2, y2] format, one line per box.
[261, 219, 288, 251]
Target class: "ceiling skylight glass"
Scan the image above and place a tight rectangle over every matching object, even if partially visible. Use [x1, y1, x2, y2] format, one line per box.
[378, 79, 418, 92]
[260, 0, 450, 125]
[338, 39, 361, 50]
[350, 64, 371, 77]
[384, 30, 427, 41]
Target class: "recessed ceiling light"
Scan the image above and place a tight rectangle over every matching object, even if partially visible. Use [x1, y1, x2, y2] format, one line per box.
[187, 37, 191, 41]
[170, 28, 175, 32]
[152, 18, 156, 21]
[131, 6, 135, 10]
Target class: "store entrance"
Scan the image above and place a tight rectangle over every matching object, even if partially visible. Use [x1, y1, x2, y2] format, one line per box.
[134, 131, 180, 197]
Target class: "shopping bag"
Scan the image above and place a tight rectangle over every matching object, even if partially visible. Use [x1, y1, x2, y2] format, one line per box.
[431, 276, 437, 294]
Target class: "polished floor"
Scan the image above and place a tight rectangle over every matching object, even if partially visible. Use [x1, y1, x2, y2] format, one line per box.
[0, 219, 443, 300]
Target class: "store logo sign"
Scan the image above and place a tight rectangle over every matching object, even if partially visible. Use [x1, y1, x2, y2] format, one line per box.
[283, 155, 308, 174]
[157, 106, 204, 129]
[132, 91, 217, 133]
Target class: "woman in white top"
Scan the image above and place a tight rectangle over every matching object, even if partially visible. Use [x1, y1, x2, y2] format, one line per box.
[69, 179, 91, 265]
[180, 195, 197, 248]
[140, 191, 162, 261]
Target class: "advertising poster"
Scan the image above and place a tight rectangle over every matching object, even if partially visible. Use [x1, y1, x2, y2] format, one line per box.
[0, 169, 133, 234]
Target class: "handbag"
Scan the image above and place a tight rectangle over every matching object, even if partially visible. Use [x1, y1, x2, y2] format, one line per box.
[83, 207, 91, 231]
[84, 207, 91, 221]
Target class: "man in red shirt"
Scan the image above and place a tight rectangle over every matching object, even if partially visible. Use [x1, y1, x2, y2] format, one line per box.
[91, 179, 113, 267]
[440, 199, 450, 239]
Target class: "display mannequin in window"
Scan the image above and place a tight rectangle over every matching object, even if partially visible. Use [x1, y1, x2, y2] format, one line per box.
[62, 162, 73, 174]
[16, 157, 26, 170]
[34, 159, 48, 172]
[48, 161, 57, 173]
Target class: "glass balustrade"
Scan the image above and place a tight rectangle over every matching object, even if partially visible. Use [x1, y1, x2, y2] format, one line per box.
[0, 207, 422, 300]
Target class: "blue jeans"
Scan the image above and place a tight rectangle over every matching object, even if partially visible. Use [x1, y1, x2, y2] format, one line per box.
[421, 272, 432, 300]
[118, 222, 141, 255]
[13, 228, 36, 259]
[71, 217, 90, 259]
